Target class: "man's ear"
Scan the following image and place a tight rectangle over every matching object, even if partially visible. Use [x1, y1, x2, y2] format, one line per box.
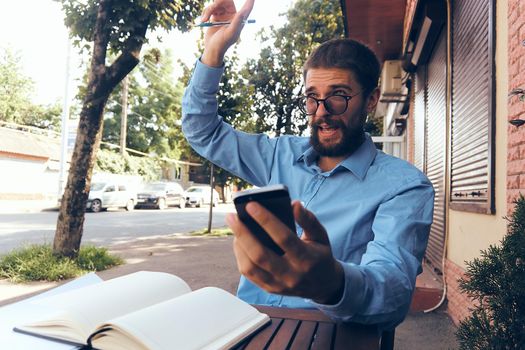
[366, 88, 380, 114]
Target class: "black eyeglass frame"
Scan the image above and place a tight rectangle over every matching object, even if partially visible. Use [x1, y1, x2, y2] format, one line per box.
[299, 93, 361, 116]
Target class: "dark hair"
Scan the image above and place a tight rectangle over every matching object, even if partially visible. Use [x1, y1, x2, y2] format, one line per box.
[303, 38, 380, 96]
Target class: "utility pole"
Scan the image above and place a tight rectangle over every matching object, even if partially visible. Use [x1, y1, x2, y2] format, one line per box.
[58, 39, 71, 202]
[120, 75, 129, 155]
[207, 163, 214, 233]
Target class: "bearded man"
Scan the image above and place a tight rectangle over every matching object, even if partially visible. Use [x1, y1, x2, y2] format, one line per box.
[181, 0, 434, 330]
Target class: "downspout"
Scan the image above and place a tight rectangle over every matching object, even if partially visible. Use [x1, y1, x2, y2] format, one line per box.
[424, 0, 452, 313]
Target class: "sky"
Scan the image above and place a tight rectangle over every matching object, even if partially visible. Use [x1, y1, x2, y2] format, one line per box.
[0, 0, 293, 105]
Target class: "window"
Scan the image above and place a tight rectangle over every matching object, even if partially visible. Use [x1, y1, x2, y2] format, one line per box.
[450, 0, 495, 214]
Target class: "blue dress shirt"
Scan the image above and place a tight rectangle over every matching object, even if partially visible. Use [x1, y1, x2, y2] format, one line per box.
[182, 60, 434, 329]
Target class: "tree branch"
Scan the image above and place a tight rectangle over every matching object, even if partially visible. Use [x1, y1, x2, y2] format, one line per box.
[91, 0, 112, 73]
[105, 12, 152, 91]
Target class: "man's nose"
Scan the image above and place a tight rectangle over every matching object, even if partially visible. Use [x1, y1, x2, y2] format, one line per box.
[315, 100, 330, 118]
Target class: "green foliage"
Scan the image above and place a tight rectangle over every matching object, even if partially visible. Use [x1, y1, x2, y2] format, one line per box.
[190, 227, 233, 237]
[58, 0, 204, 54]
[244, 0, 344, 136]
[0, 47, 62, 129]
[0, 244, 123, 282]
[103, 48, 185, 159]
[95, 148, 161, 181]
[456, 195, 525, 349]
[178, 40, 254, 190]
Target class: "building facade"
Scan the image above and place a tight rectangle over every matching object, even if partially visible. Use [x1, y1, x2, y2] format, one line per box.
[341, 0, 523, 325]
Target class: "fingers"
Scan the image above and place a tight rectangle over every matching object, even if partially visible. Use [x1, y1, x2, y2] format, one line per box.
[200, 2, 217, 23]
[292, 201, 330, 245]
[237, 0, 255, 20]
[222, 0, 255, 40]
[226, 213, 283, 272]
[200, 0, 236, 23]
[232, 236, 277, 288]
[245, 202, 303, 256]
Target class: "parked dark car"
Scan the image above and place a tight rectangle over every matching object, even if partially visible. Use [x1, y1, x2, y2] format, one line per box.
[135, 182, 185, 210]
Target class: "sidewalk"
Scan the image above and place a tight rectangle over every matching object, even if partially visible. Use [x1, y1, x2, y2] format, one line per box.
[0, 201, 459, 349]
[0, 199, 58, 214]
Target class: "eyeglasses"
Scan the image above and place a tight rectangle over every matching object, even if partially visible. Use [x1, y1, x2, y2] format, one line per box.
[299, 93, 360, 116]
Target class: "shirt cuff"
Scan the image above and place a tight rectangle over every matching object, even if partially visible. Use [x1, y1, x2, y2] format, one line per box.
[307, 261, 366, 320]
[191, 58, 225, 92]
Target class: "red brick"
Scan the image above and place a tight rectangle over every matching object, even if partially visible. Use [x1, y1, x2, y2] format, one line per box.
[507, 175, 520, 188]
[509, 102, 521, 118]
[508, 146, 521, 161]
[519, 176, 525, 188]
[508, 130, 525, 147]
[507, 189, 523, 210]
[509, 6, 518, 23]
[519, 145, 525, 159]
[445, 259, 475, 326]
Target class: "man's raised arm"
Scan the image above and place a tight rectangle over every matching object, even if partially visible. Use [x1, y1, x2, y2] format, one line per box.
[200, 0, 255, 67]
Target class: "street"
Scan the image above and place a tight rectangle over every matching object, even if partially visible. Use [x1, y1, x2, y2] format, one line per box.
[0, 204, 235, 255]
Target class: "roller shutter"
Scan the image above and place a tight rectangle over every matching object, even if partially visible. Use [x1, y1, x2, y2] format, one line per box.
[450, 0, 495, 214]
[414, 66, 426, 172]
[425, 31, 447, 271]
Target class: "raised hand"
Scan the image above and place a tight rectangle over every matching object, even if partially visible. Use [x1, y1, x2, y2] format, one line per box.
[200, 0, 255, 67]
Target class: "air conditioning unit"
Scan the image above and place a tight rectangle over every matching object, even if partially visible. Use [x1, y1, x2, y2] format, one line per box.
[380, 60, 405, 103]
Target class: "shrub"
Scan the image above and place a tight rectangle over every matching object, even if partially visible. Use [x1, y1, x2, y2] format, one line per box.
[95, 148, 161, 181]
[456, 195, 525, 349]
[0, 244, 123, 283]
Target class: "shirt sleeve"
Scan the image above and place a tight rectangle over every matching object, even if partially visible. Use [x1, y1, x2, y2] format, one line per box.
[309, 177, 435, 330]
[181, 59, 278, 187]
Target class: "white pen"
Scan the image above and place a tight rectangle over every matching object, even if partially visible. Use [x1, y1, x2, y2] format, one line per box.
[195, 19, 256, 27]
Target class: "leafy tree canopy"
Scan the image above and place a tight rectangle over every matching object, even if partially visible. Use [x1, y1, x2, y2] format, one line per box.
[0, 47, 62, 130]
[59, 0, 202, 53]
[245, 0, 344, 136]
[103, 48, 185, 159]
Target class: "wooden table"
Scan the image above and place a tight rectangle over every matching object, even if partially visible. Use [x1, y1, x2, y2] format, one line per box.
[232, 306, 382, 350]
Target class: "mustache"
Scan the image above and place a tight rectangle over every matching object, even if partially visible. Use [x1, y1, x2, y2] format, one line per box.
[311, 118, 345, 130]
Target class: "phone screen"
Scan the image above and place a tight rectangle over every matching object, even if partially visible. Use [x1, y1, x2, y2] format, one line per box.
[233, 186, 295, 255]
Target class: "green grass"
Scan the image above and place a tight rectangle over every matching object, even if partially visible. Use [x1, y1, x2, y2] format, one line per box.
[190, 227, 233, 237]
[0, 244, 124, 283]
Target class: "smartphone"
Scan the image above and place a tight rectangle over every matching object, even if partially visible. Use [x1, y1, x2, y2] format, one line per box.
[233, 185, 296, 256]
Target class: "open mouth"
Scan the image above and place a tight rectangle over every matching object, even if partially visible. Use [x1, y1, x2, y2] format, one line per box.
[318, 124, 340, 137]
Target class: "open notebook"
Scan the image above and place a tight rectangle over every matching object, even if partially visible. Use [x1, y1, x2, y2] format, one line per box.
[13, 271, 270, 350]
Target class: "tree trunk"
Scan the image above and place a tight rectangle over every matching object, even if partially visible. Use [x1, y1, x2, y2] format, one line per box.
[53, 98, 108, 257]
[53, 0, 149, 258]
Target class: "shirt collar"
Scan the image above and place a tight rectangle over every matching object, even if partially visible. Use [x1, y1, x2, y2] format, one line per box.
[297, 134, 377, 181]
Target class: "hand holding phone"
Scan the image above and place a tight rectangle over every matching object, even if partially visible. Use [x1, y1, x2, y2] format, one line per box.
[233, 185, 295, 255]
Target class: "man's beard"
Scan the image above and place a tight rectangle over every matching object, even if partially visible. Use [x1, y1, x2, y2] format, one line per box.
[309, 118, 365, 157]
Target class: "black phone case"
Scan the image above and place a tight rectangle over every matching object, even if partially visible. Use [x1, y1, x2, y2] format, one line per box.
[234, 188, 295, 256]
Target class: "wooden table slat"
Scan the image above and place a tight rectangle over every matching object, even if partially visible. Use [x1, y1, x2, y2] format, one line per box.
[254, 305, 333, 322]
[267, 319, 300, 350]
[310, 322, 335, 350]
[238, 306, 380, 350]
[243, 318, 283, 350]
[289, 321, 317, 350]
[334, 322, 380, 350]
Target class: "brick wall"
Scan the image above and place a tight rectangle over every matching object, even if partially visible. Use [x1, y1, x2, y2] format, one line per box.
[445, 259, 475, 326]
[508, 0, 525, 213]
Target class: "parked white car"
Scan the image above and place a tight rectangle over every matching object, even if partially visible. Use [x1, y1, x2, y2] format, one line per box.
[86, 182, 137, 213]
[183, 185, 220, 208]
